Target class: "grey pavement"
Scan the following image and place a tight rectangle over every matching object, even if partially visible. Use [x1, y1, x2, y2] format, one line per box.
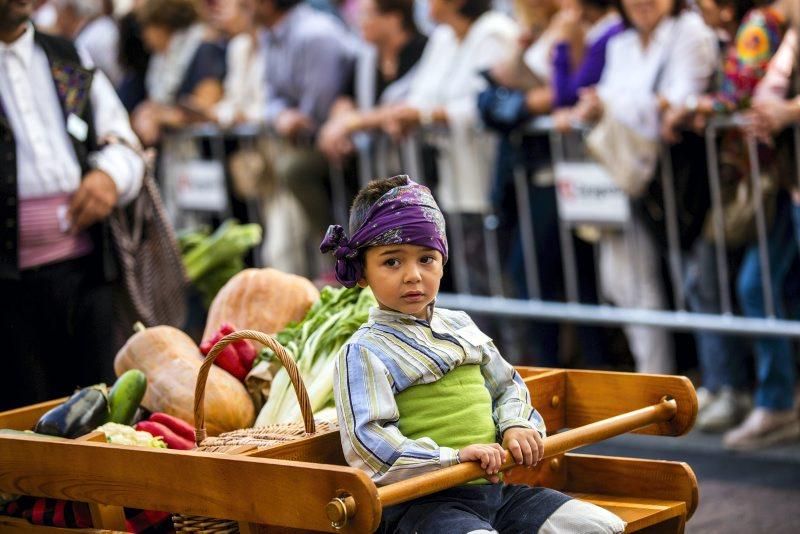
[579, 429, 800, 533]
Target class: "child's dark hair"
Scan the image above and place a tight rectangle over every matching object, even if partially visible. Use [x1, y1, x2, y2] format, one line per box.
[349, 175, 411, 234]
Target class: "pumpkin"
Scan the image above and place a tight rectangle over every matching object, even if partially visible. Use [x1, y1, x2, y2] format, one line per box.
[114, 326, 254, 436]
[203, 268, 319, 340]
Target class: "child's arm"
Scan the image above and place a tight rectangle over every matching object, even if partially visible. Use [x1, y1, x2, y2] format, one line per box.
[333, 343, 460, 486]
[480, 340, 547, 440]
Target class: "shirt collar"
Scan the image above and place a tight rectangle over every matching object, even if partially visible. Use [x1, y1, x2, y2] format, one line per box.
[368, 301, 438, 325]
[0, 22, 35, 68]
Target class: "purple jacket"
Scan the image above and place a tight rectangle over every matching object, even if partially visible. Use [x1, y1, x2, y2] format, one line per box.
[552, 17, 624, 108]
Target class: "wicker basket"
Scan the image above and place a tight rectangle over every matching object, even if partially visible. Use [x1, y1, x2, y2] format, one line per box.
[173, 330, 338, 532]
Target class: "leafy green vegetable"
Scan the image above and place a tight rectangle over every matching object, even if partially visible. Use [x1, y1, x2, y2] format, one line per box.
[255, 286, 377, 426]
[179, 220, 262, 307]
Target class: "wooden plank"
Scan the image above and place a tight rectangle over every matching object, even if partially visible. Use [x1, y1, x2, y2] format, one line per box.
[0, 516, 118, 533]
[246, 430, 346, 465]
[567, 493, 686, 533]
[504, 453, 568, 491]
[521, 369, 567, 432]
[564, 453, 699, 519]
[564, 370, 696, 436]
[0, 434, 380, 533]
[76, 431, 107, 443]
[0, 399, 66, 431]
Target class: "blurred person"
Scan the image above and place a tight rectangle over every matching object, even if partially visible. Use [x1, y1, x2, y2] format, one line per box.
[482, 0, 620, 367]
[377, 0, 518, 301]
[254, 0, 355, 277]
[570, 0, 718, 374]
[52, 0, 123, 86]
[317, 0, 428, 163]
[660, 0, 785, 434]
[213, 0, 265, 126]
[131, 0, 226, 147]
[116, 1, 150, 112]
[711, 0, 800, 450]
[0, 0, 144, 410]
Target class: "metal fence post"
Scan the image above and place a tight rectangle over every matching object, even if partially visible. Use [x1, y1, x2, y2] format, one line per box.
[510, 132, 542, 300]
[549, 130, 579, 303]
[746, 134, 775, 319]
[704, 121, 733, 315]
[658, 144, 686, 311]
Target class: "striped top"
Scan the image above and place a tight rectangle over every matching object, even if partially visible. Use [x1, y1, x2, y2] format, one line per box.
[333, 305, 546, 486]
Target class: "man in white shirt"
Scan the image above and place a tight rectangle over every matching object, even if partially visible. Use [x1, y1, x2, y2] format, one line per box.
[0, 0, 144, 410]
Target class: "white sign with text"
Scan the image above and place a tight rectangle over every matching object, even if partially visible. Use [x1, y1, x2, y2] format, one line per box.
[554, 161, 630, 226]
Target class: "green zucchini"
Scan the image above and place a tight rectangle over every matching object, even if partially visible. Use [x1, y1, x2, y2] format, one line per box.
[108, 370, 147, 425]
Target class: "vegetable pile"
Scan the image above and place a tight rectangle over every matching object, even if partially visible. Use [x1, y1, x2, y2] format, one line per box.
[179, 220, 262, 307]
[255, 286, 376, 426]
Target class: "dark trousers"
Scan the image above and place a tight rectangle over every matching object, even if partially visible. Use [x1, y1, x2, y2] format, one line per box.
[0, 255, 115, 411]
[379, 483, 570, 534]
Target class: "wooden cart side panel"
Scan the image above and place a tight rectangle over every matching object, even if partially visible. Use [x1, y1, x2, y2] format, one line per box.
[564, 371, 697, 436]
[0, 399, 67, 431]
[0, 435, 381, 534]
[564, 453, 699, 520]
[520, 369, 567, 432]
[503, 453, 568, 490]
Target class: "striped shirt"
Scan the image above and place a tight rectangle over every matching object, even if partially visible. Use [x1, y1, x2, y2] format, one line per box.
[334, 305, 546, 486]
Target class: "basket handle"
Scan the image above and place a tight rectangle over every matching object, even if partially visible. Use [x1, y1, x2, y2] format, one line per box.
[194, 329, 316, 445]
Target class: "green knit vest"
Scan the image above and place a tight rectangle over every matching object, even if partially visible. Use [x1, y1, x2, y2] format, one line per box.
[395, 364, 497, 484]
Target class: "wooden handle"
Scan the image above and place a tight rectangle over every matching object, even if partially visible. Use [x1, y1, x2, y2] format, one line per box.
[326, 396, 677, 528]
[194, 329, 315, 445]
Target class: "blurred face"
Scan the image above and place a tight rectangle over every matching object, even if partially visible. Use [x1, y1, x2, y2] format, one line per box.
[428, 0, 457, 24]
[142, 24, 172, 53]
[621, 0, 675, 35]
[359, 244, 444, 320]
[0, 0, 34, 33]
[697, 0, 732, 29]
[359, 0, 395, 44]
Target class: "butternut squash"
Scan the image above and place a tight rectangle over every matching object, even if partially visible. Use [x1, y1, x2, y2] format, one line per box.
[203, 268, 319, 340]
[114, 326, 254, 436]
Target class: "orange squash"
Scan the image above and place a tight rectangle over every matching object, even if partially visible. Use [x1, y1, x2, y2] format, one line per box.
[114, 326, 254, 436]
[203, 268, 319, 340]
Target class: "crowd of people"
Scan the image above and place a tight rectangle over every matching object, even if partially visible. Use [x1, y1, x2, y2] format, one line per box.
[5, 0, 800, 451]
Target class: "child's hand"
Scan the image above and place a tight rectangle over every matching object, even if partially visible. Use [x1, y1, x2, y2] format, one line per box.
[458, 443, 506, 484]
[502, 427, 544, 467]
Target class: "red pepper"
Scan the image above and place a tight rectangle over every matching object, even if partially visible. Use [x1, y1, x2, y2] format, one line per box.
[148, 412, 195, 443]
[199, 323, 256, 382]
[134, 421, 195, 450]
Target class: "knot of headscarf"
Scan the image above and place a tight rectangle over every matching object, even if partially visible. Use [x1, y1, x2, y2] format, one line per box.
[320, 177, 448, 287]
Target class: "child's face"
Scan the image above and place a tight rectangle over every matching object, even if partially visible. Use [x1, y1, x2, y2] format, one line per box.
[359, 244, 444, 320]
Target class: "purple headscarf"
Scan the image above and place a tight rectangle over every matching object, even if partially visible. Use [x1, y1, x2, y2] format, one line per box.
[320, 177, 448, 288]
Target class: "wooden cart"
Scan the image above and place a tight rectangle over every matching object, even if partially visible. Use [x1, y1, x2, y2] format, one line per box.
[0, 368, 698, 533]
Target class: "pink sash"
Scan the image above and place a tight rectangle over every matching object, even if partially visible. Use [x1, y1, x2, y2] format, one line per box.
[18, 194, 93, 270]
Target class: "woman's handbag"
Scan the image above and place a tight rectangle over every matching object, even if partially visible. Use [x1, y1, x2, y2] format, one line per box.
[109, 148, 188, 328]
[584, 114, 660, 198]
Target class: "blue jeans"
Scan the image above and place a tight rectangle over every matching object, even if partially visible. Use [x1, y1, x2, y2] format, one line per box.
[736, 194, 797, 410]
[379, 484, 571, 534]
[685, 240, 749, 392]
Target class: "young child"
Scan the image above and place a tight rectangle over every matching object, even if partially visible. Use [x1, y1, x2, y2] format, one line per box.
[321, 176, 625, 533]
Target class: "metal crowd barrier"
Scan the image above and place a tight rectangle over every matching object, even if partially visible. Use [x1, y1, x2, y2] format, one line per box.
[157, 116, 800, 339]
[406, 116, 800, 339]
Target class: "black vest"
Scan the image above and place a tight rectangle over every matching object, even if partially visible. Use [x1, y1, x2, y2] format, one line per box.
[0, 31, 114, 280]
